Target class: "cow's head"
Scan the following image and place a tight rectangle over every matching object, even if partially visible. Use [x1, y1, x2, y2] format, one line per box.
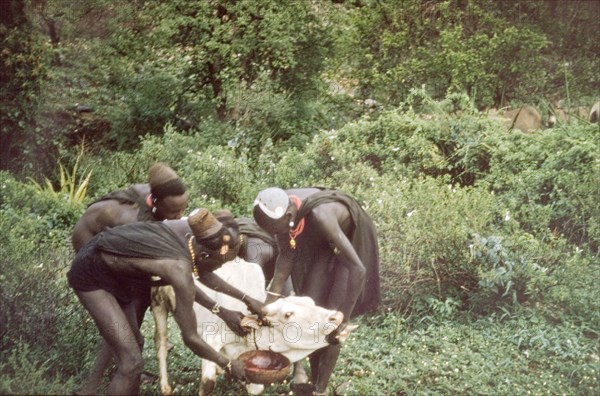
[246, 296, 358, 363]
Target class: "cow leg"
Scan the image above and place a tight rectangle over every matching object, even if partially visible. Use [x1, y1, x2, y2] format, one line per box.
[245, 383, 265, 395]
[151, 300, 172, 395]
[199, 359, 217, 396]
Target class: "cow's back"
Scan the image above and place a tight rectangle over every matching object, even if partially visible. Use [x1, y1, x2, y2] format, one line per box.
[198, 259, 266, 312]
[504, 105, 541, 132]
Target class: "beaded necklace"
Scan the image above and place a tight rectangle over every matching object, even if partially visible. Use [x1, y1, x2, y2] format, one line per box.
[187, 234, 199, 278]
[288, 195, 305, 249]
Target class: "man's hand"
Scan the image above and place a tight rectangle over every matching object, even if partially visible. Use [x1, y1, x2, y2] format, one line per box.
[218, 308, 248, 337]
[243, 295, 266, 317]
[325, 322, 358, 344]
[227, 359, 247, 382]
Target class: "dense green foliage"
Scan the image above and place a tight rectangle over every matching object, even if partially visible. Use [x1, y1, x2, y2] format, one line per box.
[1, 0, 598, 394]
[2, 102, 598, 394]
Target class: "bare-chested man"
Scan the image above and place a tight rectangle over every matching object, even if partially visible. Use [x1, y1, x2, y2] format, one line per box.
[253, 187, 381, 395]
[68, 208, 264, 395]
[72, 163, 189, 394]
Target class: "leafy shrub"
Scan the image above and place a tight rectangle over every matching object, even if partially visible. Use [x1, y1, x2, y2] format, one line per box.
[0, 172, 96, 379]
[468, 232, 554, 312]
[0, 342, 78, 395]
[178, 145, 255, 215]
[350, 173, 503, 313]
[481, 122, 600, 253]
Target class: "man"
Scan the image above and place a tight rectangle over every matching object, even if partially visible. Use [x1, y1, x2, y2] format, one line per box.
[72, 162, 189, 394]
[216, 212, 293, 294]
[72, 162, 189, 252]
[68, 208, 264, 395]
[72, 164, 252, 394]
[253, 187, 381, 395]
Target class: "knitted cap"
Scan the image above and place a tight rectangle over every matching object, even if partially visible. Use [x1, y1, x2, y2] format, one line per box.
[149, 163, 186, 199]
[253, 188, 289, 219]
[188, 208, 224, 240]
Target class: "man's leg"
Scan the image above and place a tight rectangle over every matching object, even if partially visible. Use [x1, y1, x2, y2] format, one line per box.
[75, 341, 113, 395]
[311, 344, 342, 395]
[75, 291, 149, 395]
[304, 257, 354, 395]
[76, 290, 144, 395]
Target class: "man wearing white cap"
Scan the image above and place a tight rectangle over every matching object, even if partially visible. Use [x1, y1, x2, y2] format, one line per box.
[253, 187, 380, 395]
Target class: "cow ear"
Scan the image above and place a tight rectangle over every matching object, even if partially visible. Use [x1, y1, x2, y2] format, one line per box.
[337, 324, 359, 343]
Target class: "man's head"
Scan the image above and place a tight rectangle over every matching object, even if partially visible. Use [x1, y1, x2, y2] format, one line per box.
[149, 163, 188, 220]
[213, 210, 241, 262]
[188, 208, 238, 271]
[253, 188, 292, 235]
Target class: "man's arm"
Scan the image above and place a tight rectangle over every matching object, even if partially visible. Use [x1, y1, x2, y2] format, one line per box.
[314, 206, 367, 320]
[266, 244, 294, 304]
[169, 266, 246, 381]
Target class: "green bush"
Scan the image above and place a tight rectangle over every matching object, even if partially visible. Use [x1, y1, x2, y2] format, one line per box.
[0, 342, 78, 395]
[481, 122, 600, 253]
[0, 172, 97, 379]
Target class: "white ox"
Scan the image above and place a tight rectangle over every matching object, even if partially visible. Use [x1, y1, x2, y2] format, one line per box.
[589, 101, 600, 123]
[490, 105, 542, 133]
[151, 259, 356, 395]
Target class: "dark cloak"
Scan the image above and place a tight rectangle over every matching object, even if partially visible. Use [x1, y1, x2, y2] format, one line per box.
[67, 222, 189, 303]
[236, 217, 277, 246]
[290, 190, 381, 317]
[91, 186, 154, 222]
[236, 217, 279, 281]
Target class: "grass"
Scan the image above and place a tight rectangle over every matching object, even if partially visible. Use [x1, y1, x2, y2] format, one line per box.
[107, 307, 599, 396]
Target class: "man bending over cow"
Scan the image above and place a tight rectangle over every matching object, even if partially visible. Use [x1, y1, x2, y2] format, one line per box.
[253, 187, 381, 395]
[72, 162, 189, 394]
[68, 208, 267, 395]
[71, 164, 252, 394]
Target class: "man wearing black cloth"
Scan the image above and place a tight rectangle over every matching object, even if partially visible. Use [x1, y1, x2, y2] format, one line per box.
[253, 187, 381, 395]
[68, 208, 261, 394]
[71, 163, 190, 394]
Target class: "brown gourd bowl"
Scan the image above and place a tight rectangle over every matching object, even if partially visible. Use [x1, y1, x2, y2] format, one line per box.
[237, 350, 291, 384]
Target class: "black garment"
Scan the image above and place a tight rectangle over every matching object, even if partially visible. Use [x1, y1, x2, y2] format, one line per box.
[67, 222, 189, 304]
[91, 186, 154, 222]
[236, 218, 276, 246]
[291, 190, 381, 317]
[236, 217, 279, 281]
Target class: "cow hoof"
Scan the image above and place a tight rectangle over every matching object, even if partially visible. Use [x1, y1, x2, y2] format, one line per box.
[199, 379, 215, 396]
[246, 383, 265, 395]
[291, 383, 314, 396]
[160, 384, 173, 396]
[141, 372, 157, 384]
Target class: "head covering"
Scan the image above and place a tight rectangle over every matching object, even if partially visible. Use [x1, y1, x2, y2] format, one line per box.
[149, 163, 186, 200]
[188, 208, 224, 240]
[253, 188, 289, 219]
